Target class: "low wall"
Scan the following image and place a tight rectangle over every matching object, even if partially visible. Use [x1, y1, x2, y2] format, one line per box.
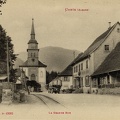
[2, 82, 14, 91]
[98, 87, 120, 95]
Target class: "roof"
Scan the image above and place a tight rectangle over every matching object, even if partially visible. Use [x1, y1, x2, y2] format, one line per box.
[28, 19, 38, 44]
[19, 60, 47, 67]
[28, 39, 38, 44]
[0, 75, 7, 80]
[59, 65, 72, 76]
[92, 42, 120, 76]
[59, 53, 83, 76]
[70, 53, 83, 66]
[49, 77, 62, 84]
[72, 22, 119, 65]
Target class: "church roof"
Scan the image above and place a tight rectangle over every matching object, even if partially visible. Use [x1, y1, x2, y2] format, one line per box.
[28, 39, 38, 44]
[19, 60, 47, 67]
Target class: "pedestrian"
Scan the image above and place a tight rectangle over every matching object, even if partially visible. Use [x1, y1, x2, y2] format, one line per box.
[96, 89, 98, 94]
[28, 86, 30, 95]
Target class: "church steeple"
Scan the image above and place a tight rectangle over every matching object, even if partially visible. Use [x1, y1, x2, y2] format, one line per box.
[31, 18, 35, 39]
[28, 18, 38, 44]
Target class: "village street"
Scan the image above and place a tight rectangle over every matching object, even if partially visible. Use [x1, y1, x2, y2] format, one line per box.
[0, 93, 120, 120]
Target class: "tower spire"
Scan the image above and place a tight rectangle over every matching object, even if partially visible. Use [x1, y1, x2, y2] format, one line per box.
[31, 18, 35, 39]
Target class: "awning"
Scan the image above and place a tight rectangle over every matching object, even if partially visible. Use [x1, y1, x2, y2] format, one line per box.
[0, 76, 7, 80]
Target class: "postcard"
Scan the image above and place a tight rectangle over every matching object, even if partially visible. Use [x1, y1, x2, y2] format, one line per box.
[0, 0, 120, 120]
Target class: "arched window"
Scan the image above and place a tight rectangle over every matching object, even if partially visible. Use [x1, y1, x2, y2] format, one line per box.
[31, 74, 36, 80]
[40, 71, 43, 77]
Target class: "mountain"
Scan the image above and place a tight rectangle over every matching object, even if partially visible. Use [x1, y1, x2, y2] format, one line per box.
[15, 46, 80, 72]
[14, 58, 24, 68]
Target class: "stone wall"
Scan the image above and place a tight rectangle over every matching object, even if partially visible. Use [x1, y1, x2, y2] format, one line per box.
[98, 87, 120, 95]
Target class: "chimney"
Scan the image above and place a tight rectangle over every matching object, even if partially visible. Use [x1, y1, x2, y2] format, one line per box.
[108, 22, 111, 29]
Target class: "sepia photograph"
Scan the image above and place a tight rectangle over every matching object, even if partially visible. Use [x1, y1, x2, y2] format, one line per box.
[0, 0, 120, 120]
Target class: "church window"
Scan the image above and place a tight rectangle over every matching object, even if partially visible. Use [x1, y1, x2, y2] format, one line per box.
[31, 74, 36, 80]
[40, 71, 43, 77]
[32, 58, 35, 62]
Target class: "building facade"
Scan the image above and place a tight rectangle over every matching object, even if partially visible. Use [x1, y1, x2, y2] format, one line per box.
[19, 19, 47, 91]
[92, 42, 120, 89]
[71, 22, 120, 93]
[58, 65, 73, 90]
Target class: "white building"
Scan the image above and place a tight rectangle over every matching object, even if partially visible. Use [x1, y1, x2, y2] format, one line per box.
[71, 22, 120, 93]
[19, 19, 47, 91]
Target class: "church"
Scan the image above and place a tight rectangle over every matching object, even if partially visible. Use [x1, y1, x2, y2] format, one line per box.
[19, 19, 47, 91]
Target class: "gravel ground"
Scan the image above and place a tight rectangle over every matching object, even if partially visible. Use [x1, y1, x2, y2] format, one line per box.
[0, 92, 120, 120]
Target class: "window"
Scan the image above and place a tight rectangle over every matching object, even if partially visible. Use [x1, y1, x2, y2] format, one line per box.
[79, 64, 80, 72]
[31, 53, 33, 57]
[100, 78, 104, 85]
[85, 76, 90, 86]
[74, 67, 76, 73]
[107, 75, 110, 84]
[76, 66, 78, 72]
[86, 60, 88, 69]
[64, 77, 69, 82]
[31, 74, 36, 80]
[40, 71, 43, 77]
[92, 79, 97, 87]
[81, 63, 83, 70]
[80, 77, 83, 87]
[104, 45, 109, 51]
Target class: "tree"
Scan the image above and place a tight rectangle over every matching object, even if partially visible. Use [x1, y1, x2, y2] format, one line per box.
[46, 71, 58, 84]
[0, 25, 17, 82]
[0, 0, 7, 15]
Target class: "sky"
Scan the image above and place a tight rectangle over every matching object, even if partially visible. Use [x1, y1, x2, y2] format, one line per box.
[0, 0, 120, 53]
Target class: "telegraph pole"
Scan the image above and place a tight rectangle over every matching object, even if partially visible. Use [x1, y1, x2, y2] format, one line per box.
[6, 37, 9, 83]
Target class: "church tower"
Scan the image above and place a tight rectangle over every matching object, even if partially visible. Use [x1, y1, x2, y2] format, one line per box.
[20, 19, 47, 91]
[27, 19, 39, 67]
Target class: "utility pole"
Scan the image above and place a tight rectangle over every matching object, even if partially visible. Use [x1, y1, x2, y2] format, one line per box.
[6, 37, 9, 83]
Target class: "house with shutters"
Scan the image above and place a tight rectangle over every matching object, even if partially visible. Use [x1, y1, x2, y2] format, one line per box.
[92, 42, 120, 88]
[71, 22, 120, 93]
[58, 53, 83, 90]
